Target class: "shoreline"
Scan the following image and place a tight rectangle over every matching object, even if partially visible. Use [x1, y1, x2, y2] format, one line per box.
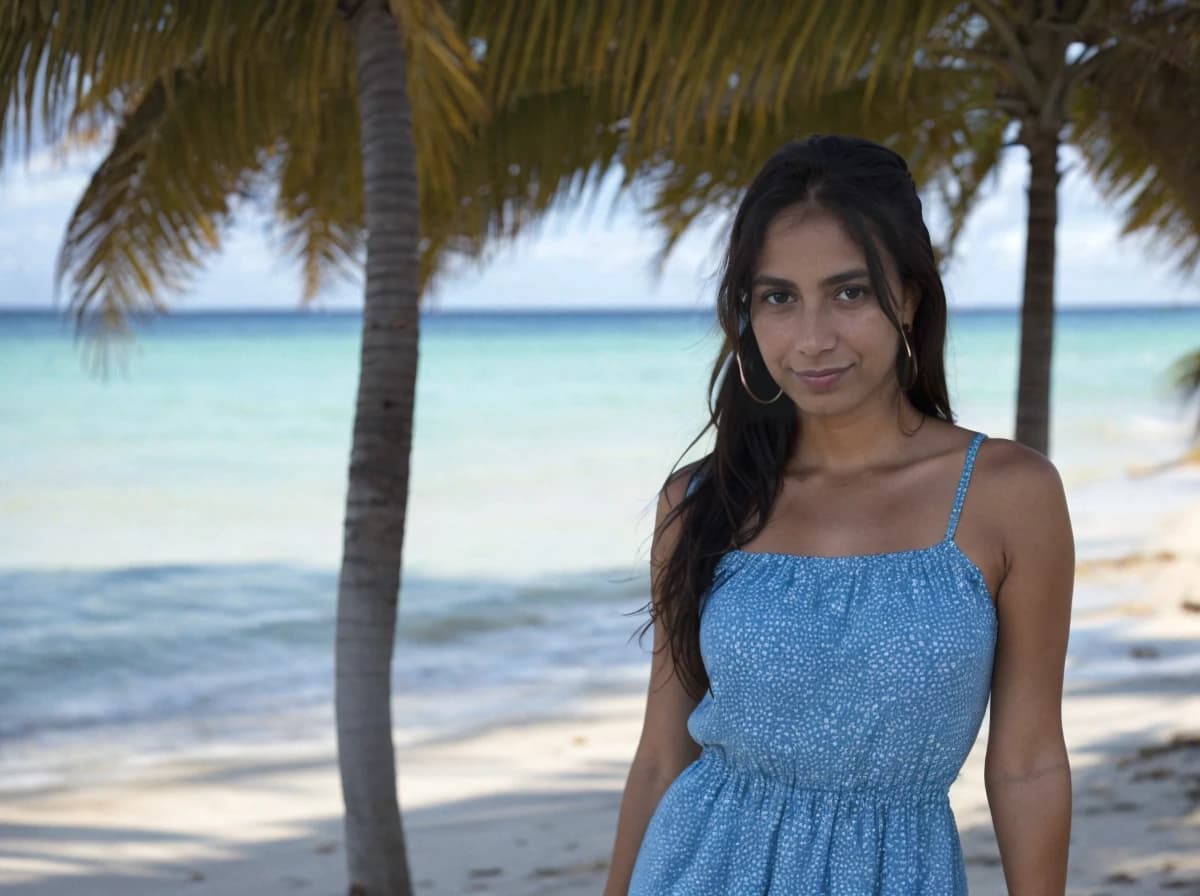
[2, 647, 1197, 894]
[2, 474, 1199, 894]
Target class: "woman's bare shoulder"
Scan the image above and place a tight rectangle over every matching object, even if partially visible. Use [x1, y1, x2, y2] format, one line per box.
[973, 436, 1071, 551]
[975, 436, 1064, 493]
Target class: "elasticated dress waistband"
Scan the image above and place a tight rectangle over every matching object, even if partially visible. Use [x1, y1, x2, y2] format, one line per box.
[697, 744, 951, 807]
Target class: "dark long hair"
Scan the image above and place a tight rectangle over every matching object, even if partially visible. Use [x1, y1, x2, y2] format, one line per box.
[635, 134, 956, 702]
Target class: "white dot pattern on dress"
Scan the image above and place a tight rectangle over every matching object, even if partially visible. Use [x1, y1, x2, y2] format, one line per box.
[628, 432, 997, 895]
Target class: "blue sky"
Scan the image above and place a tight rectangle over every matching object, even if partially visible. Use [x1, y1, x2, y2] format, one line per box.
[1, 142, 1197, 312]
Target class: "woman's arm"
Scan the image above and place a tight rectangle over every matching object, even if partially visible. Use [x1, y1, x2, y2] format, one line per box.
[603, 470, 704, 896]
[984, 442, 1075, 894]
[603, 759, 689, 896]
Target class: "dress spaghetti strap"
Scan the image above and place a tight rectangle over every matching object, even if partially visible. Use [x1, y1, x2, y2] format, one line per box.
[945, 431, 987, 541]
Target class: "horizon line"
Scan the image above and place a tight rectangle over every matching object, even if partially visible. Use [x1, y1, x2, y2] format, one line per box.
[2, 300, 1199, 316]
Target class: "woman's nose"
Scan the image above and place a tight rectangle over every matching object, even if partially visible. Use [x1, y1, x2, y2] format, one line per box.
[795, 303, 838, 356]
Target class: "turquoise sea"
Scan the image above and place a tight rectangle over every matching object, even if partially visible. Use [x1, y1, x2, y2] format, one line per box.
[1, 306, 1198, 789]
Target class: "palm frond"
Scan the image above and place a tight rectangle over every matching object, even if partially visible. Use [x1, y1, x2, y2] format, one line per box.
[611, 62, 1003, 278]
[0, 2, 348, 166]
[1068, 5, 1200, 274]
[453, 0, 964, 159]
[922, 112, 1009, 268]
[273, 82, 366, 303]
[388, 0, 486, 191]
[418, 81, 623, 292]
[53, 58, 287, 337]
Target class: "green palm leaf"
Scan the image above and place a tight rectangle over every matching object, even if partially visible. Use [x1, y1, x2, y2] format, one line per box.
[419, 81, 625, 290]
[615, 63, 1006, 276]
[55, 61, 279, 339]
[452, 0, 963, 147]
[1068, 4, 1200, 275]
[273, 82, 365, 301]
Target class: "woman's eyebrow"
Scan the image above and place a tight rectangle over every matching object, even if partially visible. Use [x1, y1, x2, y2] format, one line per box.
[821, 267, 870, 286]
[751, 268, 870, 290]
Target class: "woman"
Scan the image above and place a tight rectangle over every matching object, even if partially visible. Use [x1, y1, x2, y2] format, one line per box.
[603, 135, 1074, 894]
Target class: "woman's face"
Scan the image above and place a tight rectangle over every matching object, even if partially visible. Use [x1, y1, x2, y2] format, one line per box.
[746, 204, 917, 418]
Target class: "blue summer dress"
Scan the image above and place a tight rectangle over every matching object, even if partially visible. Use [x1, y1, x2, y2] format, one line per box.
[628, 431, 997, 894]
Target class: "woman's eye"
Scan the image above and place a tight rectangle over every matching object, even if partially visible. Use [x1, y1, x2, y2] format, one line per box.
[836, 285, 870, 302]
[761, 291, 792, 305]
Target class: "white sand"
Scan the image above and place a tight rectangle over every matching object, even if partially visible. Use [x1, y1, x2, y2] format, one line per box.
[2, 488, 1198, 895]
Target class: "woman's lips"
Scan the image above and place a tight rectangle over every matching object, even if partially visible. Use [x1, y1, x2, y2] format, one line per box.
[794, 365, 850, 390]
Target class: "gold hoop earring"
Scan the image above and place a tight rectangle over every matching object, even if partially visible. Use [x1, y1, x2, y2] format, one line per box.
[900, 322, 919, 390]
[734, 348, 784, 404]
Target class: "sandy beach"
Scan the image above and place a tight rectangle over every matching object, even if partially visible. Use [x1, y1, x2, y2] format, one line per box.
[2, 474, 1199, 896]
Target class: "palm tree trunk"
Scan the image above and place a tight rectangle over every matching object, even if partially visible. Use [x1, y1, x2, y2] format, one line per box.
[1014, 128, 1059, 455]
[336, 0, 418, 893]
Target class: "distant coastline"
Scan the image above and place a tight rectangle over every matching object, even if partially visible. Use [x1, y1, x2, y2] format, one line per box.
[2, 301, 1199, 317]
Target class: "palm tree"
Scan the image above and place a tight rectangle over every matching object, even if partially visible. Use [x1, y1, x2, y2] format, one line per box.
[3, 2, 480, 890]
[944, 0, 1200, 453]
[599, 0, 1200, 455]
[0, 7, 603, 893]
